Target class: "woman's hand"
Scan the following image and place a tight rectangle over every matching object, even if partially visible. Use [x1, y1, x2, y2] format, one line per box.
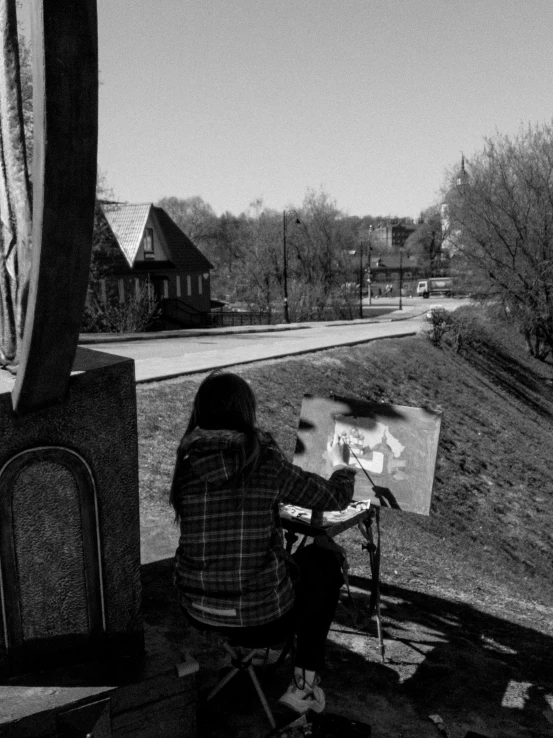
[327, 432, 350, 467]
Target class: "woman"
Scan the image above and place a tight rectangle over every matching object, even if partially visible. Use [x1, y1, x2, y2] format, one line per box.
[170, 371, 356, 715]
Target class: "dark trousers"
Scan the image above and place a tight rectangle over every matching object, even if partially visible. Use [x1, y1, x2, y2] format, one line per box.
[185, 545, 344, 672]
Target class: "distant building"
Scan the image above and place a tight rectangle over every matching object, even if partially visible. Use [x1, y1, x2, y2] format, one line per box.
[368, 251, 422, 296]
[373, 219, 417, 251]
[93, 201, 213, 327]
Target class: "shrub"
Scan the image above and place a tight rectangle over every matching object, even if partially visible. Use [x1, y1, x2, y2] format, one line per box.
[424, 305, 453, 347]
[429, 304, 518, 357]
[81, 283, 160, 333]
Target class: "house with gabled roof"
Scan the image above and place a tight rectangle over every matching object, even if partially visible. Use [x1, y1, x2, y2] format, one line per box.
[94, 201, 213, 327]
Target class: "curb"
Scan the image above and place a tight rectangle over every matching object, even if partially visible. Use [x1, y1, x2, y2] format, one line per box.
[78, 323, 305, 345]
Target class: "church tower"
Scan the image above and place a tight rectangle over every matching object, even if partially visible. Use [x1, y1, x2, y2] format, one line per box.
[456, 153, 469, 190]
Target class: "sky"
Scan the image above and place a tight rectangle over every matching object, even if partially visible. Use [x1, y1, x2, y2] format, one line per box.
[20, 0, 553, 218]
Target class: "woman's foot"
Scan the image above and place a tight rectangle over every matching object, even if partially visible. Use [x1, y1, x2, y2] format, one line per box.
[278, 669, 326, 714]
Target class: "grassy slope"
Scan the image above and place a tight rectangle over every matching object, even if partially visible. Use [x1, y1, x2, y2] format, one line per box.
[137, 313, 553, 631]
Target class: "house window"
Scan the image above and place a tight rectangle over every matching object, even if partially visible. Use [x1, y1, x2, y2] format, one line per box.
[176, 275, 181, 298]
[163, 280, 169, 299]
[118, 279, 125, 304]
[143, 228, 155, 260]
[198, 275, 203, 295]
[186, 275, 192, 296]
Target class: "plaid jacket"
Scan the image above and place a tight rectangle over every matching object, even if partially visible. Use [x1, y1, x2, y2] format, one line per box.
[173, 429, 355, 627]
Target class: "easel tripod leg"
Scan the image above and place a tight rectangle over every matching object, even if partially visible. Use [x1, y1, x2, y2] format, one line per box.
[373, 508, 385, 663]
[359, 509, 385, 663]
[375, 584, 384, 664]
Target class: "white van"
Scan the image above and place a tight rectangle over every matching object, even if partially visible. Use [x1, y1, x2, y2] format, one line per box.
[417, 277, 453, 298]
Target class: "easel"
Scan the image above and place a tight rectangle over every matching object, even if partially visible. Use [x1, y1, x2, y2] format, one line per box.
[357, 506, 384, 663]
[280, 504, 385, 663]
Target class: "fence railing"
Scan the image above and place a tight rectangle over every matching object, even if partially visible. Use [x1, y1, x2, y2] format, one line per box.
[161, 300, 273, 329]
[208, 311, 273, 328]
[161, 299, 399, 331]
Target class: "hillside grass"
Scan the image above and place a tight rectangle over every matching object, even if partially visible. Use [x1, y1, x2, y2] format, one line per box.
[137, 309, 553, 625]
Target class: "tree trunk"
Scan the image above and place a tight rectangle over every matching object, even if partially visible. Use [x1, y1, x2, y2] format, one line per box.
[0, 0, 32, 369]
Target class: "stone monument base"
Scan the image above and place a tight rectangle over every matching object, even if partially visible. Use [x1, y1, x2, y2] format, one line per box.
[0, 559, 198, 738]
[0, 348, 143, 679]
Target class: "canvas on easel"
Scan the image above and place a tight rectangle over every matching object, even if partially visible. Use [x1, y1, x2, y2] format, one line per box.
[293, 395, 442, 516]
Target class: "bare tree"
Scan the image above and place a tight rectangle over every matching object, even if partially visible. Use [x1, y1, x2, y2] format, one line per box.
[404, 205, 444, 277]
[445, 123, 553, 360]
[230, 207, 282, 315]
[157, 195, 219, 251]
[221, 189, 358, 320]
[0, 0, 32, 369]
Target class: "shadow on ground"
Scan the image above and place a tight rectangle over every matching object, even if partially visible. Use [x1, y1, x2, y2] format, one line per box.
[464, 339, 553, 421]
[141, 559, 553, 738]
[330, 575, 553, 738]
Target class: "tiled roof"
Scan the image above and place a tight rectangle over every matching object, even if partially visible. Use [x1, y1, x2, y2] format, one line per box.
[100, 201, 213, 273]
[101, 202, 152, 267]
[152, 207, 213, 272]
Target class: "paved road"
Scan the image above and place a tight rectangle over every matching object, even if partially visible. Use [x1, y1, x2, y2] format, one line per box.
[85, 298, 467, 383]
[87, 315, 420, 383]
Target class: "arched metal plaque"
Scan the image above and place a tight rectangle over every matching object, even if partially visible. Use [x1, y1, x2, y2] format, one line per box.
[11, 0, 98, 414]
[0, 446, 105, 673]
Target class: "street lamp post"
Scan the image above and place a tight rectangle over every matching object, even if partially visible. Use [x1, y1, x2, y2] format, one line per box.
[367, 225, 373, 306]
[282, 210, 301, 323]
[399, 247, 404, 311]
[358, 226, 373, 317]
[358, 239, 364, 319]
[282, 210, 290, 323]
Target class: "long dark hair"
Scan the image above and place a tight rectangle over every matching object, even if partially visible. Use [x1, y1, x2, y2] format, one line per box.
[170, 371, 266, 518]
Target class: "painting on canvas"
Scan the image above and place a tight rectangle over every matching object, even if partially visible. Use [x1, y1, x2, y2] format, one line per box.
[293, 395, 442, 516]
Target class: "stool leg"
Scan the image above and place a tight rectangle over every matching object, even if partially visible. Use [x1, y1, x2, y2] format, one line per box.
[204, 641, 277, 729]
[247, 664, 276, 729]
[206, 666, 240, 701]
[206, 644, 256, 701]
